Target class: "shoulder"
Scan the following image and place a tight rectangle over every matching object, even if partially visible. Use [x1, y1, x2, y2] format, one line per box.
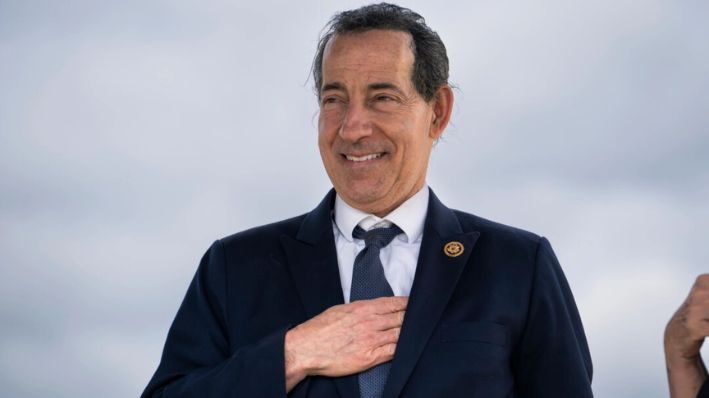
[214, 213, 307, 254]
[452, 209, 543, 249]
[446, 208, 554, 273]
[193, 214, 310, 281]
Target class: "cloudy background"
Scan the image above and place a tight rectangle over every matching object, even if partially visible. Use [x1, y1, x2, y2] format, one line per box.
[1, 0, 708, 396]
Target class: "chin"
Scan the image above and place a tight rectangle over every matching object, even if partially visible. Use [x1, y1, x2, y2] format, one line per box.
[339, 183, 393, 211]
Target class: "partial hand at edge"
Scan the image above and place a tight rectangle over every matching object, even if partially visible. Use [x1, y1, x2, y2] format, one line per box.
[665, 274, 709, 398]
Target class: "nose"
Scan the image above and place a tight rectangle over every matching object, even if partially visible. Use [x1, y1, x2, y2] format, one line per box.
[339, 101, 372, 142]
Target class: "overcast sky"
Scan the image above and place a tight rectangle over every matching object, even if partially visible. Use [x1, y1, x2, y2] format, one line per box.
[1, 1, 708, 397]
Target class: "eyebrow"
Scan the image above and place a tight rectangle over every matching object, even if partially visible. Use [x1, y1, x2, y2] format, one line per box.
[368, 82, 404, 95]
[321, 82, 344, 93]
[320, 81, 405, 95]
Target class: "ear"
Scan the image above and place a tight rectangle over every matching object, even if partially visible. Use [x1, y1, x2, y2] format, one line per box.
[428, 85, 454, 140]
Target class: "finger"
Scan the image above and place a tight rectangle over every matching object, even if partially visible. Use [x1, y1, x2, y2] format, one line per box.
[375, 327, 401, 346]
[688, 289, 709, 303]
[362, 327, 401, 349]
[694, 274, 709, 289]
[687, 297, 709, 321]
[371, 296, 408, 314]
[372, 310, 406, 330]
[690, 321, 709, 340]
[363, 325, 401, 346]
[371, 342, 398, 365]
[346, 299, 389, 316]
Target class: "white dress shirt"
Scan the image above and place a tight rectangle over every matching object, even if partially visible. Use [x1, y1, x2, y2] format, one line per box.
[332, 186, 429, 303]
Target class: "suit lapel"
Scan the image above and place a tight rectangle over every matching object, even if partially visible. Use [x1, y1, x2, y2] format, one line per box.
[382, 190, 480, 398]
[280, 189, 359, 398]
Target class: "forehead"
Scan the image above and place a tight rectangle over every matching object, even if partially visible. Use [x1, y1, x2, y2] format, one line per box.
[321, 29, 415, 86]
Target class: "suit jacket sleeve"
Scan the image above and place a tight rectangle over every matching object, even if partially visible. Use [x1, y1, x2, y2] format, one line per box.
[141, 240, 288, 398]
[512, 237, 594, 397]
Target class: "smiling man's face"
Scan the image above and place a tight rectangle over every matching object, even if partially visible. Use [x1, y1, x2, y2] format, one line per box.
[318, 29, 445, 217]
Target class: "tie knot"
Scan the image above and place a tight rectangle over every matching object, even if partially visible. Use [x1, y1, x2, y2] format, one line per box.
[352, 224, 402, 249]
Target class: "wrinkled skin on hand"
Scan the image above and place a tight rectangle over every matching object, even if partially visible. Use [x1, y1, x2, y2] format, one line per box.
[665, 274, 709, 398]
[284, 296, 408, 392]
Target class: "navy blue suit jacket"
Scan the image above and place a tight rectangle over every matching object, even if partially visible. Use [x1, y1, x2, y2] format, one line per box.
[142, 189, 593, 397]
[700, 380, 709, 398]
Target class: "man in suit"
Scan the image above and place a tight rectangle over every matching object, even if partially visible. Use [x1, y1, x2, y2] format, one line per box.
[142, 3, 593, 397]
[665, 274, 709, 398]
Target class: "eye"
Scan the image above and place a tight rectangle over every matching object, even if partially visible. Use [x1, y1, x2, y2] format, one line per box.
[375, 94, 394, 102]
[321, 96, 343, 106]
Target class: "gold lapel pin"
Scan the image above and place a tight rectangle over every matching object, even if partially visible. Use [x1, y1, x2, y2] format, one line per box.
[444, 241, 464, 257]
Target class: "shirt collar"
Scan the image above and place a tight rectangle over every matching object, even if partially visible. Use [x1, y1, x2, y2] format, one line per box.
[334, 185, 429, 243]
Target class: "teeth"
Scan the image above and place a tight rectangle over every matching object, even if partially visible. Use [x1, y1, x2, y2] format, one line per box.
[346, 153, 383, 162]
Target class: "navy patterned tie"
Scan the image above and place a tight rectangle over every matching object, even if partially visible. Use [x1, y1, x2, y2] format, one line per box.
[350, 224, 403, 398]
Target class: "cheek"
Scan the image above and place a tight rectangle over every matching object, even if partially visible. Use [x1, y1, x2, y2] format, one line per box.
[400, 131, 433, 171]
[318, 132, 340, 168]
[318, 112, 342, 144]
[317, 137, 333, 165]
[320, 106, 345, 127]
[317, 119, 333, 146]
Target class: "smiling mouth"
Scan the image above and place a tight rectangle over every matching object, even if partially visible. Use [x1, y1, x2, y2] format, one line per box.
[343, 153, 385, 162]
